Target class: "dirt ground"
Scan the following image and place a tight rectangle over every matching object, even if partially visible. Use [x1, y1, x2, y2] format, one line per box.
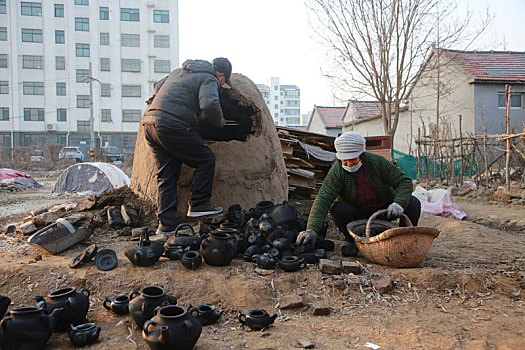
[1, 184, 524, 349]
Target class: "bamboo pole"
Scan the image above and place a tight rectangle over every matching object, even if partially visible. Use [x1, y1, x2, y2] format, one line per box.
[505, 85, 511, 191]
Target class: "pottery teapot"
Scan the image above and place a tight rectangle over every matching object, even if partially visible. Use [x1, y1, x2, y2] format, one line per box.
[143, 305, 202, 350]
[238, 309, 277, 331]
[216, 227, 247, 255]
[103, 293, 130, 315]
[68, 323, 101, 347]
[35, 287, 90, 332]
[0, 306, 62, 349]
[165, 224, 203, 251]
[128, 286, 177, 330]
[189, 304, 223, 326]
[124, 233, 164, 267]
[200, 230, 237, 266]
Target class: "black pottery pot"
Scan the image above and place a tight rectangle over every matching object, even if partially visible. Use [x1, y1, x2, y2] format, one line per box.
[0, 306, 62, 350]
[180, 251, 202, 270]
[189, 304, 223, 326]
[0, 295, 10, 319]
[125, 234, 164, 267]
[216, 227, 247, 254]
[270, 201, 299, 228]
[238, 309, 277, 331]
[165, 224, 203, 251]
[243, 245, 261, 262]
[253, 201, 275, 216]
[103, 293, 130, 315]
[68, 323, 101, 347]
[256, 253, 277, 270]
[277, 256, 304, 272]
[128, 286, 177, 330]
[35, 287, 90, 332]
[142, 305, 202, 350]
[200, 231, 237, 266]
[163, 245, 187, 260]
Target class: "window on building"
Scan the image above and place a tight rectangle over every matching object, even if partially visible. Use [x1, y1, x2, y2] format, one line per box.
[0, 27, 7, 41]
[75, 0, 88, 5]
[100, 57, 110, 71]
[0, 0, 6, 14]
[57, 108, 67, 121]
[121, 58, 140, 72]
[77, 120, 90, 132]
[154, 60, 170, 73]
[275, 113, 279, 118]
[99, 6, 109, 20]
[56, 82, 66, 96]
[100, 83, 111, 97]
[284, 90, 300, 98]
[75, 17, 89, 31]
[274, 96, 278, 100]
[58, 134, 66, 145]
[122, 85, 141, 97]
[0, 108, 8, 121]
[154, 35, 169, 48]
[121, 8, 139, 22]
[280, 101, 283, 105]
[122, 109, 141, 122]
[153, 10, 169, 23]
[21, 2, 42, 16]
[22, 133, 44, 146]
[77, 95, 90, 108]
[76, 43, 90, 57]
[56, 56, 65, 70]
[24, 108, 44, 121]
[101, 109, 111, 122]
[54, 4, 63, 17]
[121, 33, 140, 47]
[0, 54, 7, 68]
[122, 134, 137, 149]
[274, 104, 278, 109]
[498, 93, 522, 108]
[0, 81, 8, 94]
[22, 28, 42, 43]
[76, 69, 89, 82]
[274, 85, 278, 90]
[22, 55, 43, 69]
[23, 82, 44, 95]
[100, 32, 109, 45]
[55, 30, 65, 44]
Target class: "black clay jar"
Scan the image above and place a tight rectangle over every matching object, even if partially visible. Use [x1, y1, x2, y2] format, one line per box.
[200, 231, 237, 266]
[165, 224, 203, 251]
[181, 250, 202, 270]
[143, 305, 202, 350]
[0, 306, 62, 350]
[163, 245, 187, 261]
[256, 253, 277, 270]
[68, 323, 101, 347]
[277, 256, 304, 272]
[189, 304, 223, 326]
[217, 227, 247, 255]
[35, 287, 90, 332]
[271, 237, 291, 252]
[253, 201, 275, 216]
[0, 294, 10, 319]
[124, 234, 164, 267]
[128, 286, 177, 330]
[103, 293, 130, 315]
[270, 201, 299, 229]
[238, 309, 277, 331]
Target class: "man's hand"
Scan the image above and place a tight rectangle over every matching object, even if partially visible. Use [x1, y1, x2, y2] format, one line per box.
[296, 229, 317, 246]
[387, 203, 404, 218]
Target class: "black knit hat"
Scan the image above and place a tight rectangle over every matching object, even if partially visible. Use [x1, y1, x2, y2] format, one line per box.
[213, 57, 233, 87]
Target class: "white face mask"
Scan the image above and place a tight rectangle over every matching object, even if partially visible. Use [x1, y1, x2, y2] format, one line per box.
[342, 162, 362, 173]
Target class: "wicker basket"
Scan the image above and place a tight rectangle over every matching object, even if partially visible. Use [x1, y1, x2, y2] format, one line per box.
[346, 209, 440, 267]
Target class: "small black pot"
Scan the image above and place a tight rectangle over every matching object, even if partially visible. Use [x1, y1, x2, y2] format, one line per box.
[243, 245, 261, 262]
[189, 304, 223, 326]
[165, 224, 203, 251]
[181, 251, 202, 270]
[68, 323, 101, 347]
[277, 256, 304, 272]
[103, 293, 129, 315]
[238, 309, 277, 331]
[163, 245, 187, 261]
[256, 253, 277, 270]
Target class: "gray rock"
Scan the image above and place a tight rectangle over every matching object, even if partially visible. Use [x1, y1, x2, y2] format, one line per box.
[372, 275, 394, 293]
[311, 301, 331, 316]
[298, 340, 315, 349]
[18, 221, 37, 235]
[341, 261, 361, 275]
[63, 213, 85, 226]
[279, 294, 304, 310]
[319, 259, 341, 275]
[32, 211, 62, 227]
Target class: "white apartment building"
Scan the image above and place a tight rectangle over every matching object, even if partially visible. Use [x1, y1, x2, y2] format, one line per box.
[256, 77, 300, 126]
[0, 0, 179, 153]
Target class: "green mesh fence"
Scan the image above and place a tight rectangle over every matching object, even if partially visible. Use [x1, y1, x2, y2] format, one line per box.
[392, 149, 417, 179]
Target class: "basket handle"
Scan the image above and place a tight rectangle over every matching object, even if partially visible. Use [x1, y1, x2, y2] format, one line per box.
[365, 209, 412, 238]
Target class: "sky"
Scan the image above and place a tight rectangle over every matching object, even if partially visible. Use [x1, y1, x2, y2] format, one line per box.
[178, 0, 525, 116]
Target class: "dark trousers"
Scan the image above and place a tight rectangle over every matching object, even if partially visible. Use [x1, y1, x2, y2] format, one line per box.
[330, 196, 421, 242]
[144, 123, 215, 226]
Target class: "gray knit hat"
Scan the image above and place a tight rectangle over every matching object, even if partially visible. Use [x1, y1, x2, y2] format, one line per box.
[334, 132, 366, 160]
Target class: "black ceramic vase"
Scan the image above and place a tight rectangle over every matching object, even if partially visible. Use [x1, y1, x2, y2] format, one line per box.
[35, 287, 90, 332]
[238, 309, 277, 331]
[125, 234, 164, 267]
[68, 323, 101, 347]
[142, 305, 202, 350]
[0, 306, 62, 350]
[128, 286, 177, 330]
[103, 293, 130, 315]
[189, 304, 223, 326]
[200, 231, 237, 266]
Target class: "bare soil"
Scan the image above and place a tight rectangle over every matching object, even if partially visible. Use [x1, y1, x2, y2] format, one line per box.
[1, 189, 524, 349]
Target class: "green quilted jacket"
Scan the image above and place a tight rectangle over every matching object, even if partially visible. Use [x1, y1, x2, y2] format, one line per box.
[306, 152, 413, 233]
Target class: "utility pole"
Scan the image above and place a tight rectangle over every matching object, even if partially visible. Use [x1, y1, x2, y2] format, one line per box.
[89, 62, 95, 161]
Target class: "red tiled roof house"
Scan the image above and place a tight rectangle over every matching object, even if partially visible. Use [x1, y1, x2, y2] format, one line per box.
[306, 106, 345, 137]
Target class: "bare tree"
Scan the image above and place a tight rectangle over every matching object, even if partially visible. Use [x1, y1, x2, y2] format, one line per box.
[307, 0, 491, 145]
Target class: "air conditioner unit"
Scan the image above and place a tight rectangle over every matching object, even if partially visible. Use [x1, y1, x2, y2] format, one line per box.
[46, 123, 57, 131]
[146, 2, 155, 7]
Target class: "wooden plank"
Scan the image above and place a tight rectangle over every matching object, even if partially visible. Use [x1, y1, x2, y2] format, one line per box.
[288, 168, 315, 178]
[280, 143, 294, 155]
